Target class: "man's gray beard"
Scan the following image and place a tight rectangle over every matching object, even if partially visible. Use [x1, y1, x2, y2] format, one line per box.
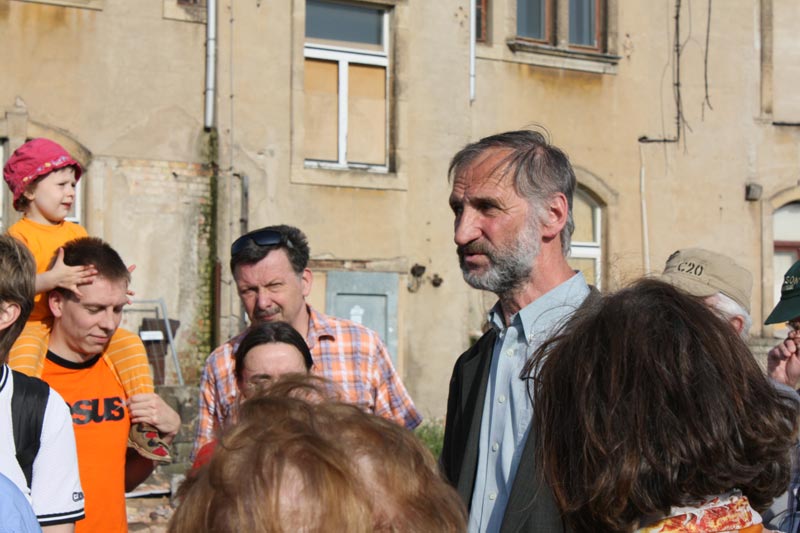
[460, 223, 541, 295]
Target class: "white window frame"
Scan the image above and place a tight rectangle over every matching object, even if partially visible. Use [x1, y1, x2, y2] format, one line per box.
[569, 191, 602, 287]
[304, 9, 390, 172]
[65, 179, 83, 225]
[0, 143, 5, 232]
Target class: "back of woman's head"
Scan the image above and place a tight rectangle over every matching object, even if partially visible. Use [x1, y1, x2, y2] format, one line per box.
[532, 278, 798, 532]
[170, 389, 373, 533]
[319, 403, 466, 532]
[169, 375, 466, 533]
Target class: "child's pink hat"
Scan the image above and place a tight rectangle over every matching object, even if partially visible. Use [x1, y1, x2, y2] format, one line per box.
[3, 138, 83, 209]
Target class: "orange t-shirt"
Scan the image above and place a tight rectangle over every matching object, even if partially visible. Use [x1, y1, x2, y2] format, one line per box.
[7, 217, 88, 322]
[42, 351, 130, 533]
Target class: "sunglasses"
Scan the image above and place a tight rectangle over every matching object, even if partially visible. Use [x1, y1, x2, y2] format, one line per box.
[230, 229, 293, 256]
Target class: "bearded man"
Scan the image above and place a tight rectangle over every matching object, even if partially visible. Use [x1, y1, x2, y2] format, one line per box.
[441, 130, 592, 533]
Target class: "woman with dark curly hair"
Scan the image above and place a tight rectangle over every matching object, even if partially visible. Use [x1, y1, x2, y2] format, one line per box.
[529, 278, 799, 533]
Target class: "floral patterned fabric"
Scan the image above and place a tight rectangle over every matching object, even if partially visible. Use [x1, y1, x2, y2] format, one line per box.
[637, 492, 770, 533]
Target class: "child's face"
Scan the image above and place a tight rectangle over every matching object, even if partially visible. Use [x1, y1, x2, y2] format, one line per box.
[24, 167, 77, 225]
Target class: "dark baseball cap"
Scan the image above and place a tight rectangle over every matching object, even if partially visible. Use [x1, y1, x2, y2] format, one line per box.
[765, 260, 800, 325]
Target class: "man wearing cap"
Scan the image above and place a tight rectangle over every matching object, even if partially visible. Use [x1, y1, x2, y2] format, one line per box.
[763, 261, 800, 533]
[660, 248, 753, 338]
[192, 224, 421, 459]
[766, 260, 800, 391]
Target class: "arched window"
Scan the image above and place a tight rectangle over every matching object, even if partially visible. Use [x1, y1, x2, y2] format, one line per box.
[0, 141, 7, 231]
[773, 202, 800, 329]
[0, 139, 84, 230]
[569, 187, 603, 287]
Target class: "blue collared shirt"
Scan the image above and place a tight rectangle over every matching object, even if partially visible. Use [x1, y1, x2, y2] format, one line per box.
[468, 272, 590, 533]
[0, 473, 40, 533]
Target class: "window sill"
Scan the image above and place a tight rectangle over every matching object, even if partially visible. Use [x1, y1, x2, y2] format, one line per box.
[163, 0, 206, 23]
[18, 0, 103, 9]
[505, 39, 620, 75]
[294, 163, 407, 191]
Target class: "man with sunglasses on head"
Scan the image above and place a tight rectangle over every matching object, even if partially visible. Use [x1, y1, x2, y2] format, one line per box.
[191, 225, 422, 459]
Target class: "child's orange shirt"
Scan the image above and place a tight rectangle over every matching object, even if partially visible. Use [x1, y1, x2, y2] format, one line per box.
[42, 351, 130, 533]
[7, 218, 155, 398]
[7, 217, 87, 321]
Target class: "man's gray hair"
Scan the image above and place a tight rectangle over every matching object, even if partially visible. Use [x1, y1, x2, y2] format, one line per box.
[707, 292, 753, 340]
[448, 130, 577, 256]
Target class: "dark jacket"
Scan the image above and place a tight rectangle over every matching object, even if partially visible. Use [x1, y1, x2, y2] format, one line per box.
[440, 287, 600, 532]
[440, 329, 568, 533]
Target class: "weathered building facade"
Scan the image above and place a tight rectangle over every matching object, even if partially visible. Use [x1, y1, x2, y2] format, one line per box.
[2, 0, 799, 418]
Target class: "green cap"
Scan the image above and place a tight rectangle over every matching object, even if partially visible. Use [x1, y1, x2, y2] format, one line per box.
[765, 260, 800, 325]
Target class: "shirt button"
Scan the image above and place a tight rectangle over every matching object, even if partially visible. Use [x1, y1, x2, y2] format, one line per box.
[492, 442, 499, 452]
[489, 492, 497, 501]
[505, 349, 514, 357]
[498, 395, 506, 404]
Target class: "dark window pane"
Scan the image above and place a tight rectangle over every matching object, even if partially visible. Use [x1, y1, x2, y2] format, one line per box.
[476, 0, 486, 41]
[569, 0, 597, 46]
[306, 0, 383, 47]
[518, 0, 545, 40]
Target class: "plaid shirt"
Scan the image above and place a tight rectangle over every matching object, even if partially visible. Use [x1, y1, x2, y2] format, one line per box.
[192, 305, 422, 459]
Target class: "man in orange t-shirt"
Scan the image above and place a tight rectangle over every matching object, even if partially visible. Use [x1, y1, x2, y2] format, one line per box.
[39, 237, 180, 533]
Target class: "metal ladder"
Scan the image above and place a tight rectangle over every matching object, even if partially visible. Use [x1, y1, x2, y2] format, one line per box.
[123, 298, 184, 386]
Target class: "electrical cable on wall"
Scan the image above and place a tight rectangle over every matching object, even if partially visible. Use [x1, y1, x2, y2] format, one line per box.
[702, 0, 714, 118]
[639, 0, 684, 144]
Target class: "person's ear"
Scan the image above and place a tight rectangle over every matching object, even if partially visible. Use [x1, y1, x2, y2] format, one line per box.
[49, 291, 66, 318]
[301, 268, 313, 298]
[730, 315, 745, 335]
[539, 193, 569, 241]
[0, 303, 21, 332]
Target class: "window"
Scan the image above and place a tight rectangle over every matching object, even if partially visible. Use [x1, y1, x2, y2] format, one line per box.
[476, 0, 489, 42]
[772, 202, 800, 333]
[304, 0, 389, 170]
[569, 0, 600, 48]
[0, 142, 5, 232]
[568, 188, 602, 287]
[517, 0, 548, 42]
[0, 140, 83, 230]
[515, 0, 604, 52]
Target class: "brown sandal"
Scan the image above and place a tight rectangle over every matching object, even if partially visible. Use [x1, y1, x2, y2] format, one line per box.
[127, 422, 172, 463]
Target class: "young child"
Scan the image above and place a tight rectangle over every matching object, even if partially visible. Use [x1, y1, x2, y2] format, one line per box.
[3, 138, 171, 463]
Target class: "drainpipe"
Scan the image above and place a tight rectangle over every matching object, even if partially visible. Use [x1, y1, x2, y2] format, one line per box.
[204, 0, 217, 129]
[469, 0, 476, 102]
[638, 143, 650, 273]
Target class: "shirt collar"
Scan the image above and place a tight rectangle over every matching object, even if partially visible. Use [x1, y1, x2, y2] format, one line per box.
[488, 272, 590, 343]
[306, 305, 335, 350]
[0, 364, 8, 394]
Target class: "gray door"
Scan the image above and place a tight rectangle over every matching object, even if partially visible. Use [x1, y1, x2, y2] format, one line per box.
[325, 271, 398, 364]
